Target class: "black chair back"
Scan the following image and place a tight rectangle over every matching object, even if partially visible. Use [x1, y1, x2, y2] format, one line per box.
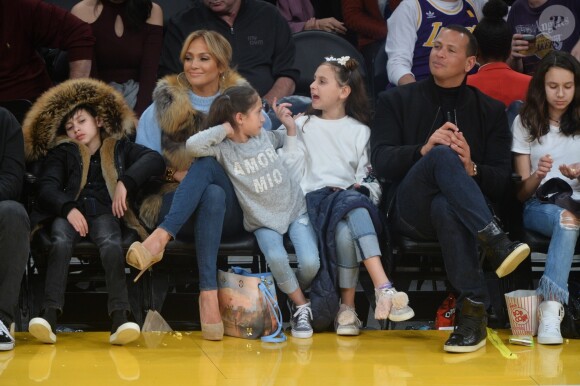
[292, 30, 366, 97]
[0, 99, 32, 125]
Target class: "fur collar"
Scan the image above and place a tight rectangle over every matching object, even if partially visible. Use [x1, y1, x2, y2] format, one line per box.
[23, 78, 136, 162]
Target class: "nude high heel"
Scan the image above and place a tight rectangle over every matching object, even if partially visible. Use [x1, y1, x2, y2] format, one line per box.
[199, 295, 223, 341]
[126, 242, 164, 282]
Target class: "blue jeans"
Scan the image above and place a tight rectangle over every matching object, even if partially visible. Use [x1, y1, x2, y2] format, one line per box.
[0, 201, 29, 325]
[158, 157, 243, 291]
[44, 214, 129, 315]
[393, 146, 493, 306]
[254, 213, 320, 294]
[523, 198, 578, 304]
[335, 208, 382, 289]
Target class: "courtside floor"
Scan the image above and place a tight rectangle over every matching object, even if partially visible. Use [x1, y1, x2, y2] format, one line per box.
[0, 329, 578, 385]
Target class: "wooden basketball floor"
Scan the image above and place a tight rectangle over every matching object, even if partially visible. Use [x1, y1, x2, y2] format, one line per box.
[1, 329, 578, 385]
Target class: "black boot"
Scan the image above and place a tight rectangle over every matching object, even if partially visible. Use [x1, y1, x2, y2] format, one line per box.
[477, 221, 529, 278]
[444, 298, 487, 353]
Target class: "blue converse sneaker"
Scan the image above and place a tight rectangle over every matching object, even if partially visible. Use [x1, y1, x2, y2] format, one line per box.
[290, 302, 313, 339]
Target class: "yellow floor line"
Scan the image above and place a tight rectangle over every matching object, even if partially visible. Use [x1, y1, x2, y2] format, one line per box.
[487, 327, 518, 359]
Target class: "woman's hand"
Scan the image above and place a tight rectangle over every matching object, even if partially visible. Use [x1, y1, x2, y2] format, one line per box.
[559, 162, 580, 179]
[534, 154, 553, 180]
[173, 170, 187, 182]
[315, 18, 347, 34]
[112, 181, 128, 218]
[67, 208, 88, 237]
[272, 97, 297, 135]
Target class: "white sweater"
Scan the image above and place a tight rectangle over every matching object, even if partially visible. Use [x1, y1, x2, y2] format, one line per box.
[281, 115, 382, 205]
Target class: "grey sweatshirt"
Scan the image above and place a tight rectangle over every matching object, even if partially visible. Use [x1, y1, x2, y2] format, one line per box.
[186, 125, 306, 234]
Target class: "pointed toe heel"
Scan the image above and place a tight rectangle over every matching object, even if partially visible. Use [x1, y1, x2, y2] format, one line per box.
[126, 242, 164, 282]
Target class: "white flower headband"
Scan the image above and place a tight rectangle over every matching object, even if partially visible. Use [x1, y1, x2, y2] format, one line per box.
[325, 55, 350, 66]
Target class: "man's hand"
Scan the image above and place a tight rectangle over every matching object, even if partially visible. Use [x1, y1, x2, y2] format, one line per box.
[67, 208, 89, 237]
[420, 122, 459, 156]
[450, 131, 473, 175]
[112, 181, 128, 218]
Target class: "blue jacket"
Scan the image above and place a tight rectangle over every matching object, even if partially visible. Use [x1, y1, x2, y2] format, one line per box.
[306, 187, 383, 331]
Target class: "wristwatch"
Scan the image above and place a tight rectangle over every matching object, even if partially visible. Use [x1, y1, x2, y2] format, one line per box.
[472, 162, 478, 177]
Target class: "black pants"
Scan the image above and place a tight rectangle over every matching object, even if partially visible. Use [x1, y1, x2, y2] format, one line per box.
[0, 201, 29, 325]
[43, 214, 129, 315]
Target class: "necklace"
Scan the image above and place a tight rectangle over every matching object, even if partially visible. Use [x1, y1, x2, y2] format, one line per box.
[549, 117, 560, 124]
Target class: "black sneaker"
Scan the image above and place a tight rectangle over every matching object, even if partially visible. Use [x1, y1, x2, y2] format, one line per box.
[0, 320, 14, 351]
[29, 308, 58, 344]
[290, 302, 313, 339]
[477, 221, 530, 278]
[444, 298, 487, 353]
[110, 310, 140, 345]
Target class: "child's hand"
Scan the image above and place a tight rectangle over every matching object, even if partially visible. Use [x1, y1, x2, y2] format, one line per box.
[112, 181, 127, 218]
[559, 162, 580, 180]
[534, 154, 553, 180]
[67, 208, 88, 237]
[223, 122, 235, 138]
[272, 97, 297, 135]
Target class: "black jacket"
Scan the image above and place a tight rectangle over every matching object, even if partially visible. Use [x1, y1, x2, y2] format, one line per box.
[34, 138, 164, 224]
[159, 0, 299, 96]
[0, 108, 25, 202]
[370, 76, 512, 212]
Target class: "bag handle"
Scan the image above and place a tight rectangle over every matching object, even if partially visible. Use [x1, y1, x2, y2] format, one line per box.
[258, 281, 286, 343]
[230, 267, 286, 343]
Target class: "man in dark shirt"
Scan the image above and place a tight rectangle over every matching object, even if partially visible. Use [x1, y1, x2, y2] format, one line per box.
[0, 108, 30, 351]
[0, 0, 94, 102]
[371, 25, 530, 353]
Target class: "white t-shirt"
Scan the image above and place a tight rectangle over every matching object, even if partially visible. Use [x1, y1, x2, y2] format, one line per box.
[281, 115, 382, 205]
[512, 114, 580, 198]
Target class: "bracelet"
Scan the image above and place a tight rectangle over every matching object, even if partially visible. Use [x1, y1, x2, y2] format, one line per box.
[165, 167, 175, 182]
[472, 162, 478, 177]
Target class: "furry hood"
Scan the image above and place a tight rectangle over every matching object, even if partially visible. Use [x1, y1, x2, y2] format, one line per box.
[23, 78, 136, 162]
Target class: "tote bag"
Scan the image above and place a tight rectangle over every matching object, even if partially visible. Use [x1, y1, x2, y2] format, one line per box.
[217, 267, 286, 343]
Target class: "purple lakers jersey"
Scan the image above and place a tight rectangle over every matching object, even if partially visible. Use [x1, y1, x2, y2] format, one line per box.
[412, 0, 479, 81]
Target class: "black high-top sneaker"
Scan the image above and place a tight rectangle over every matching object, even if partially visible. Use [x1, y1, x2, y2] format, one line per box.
[477, 220, 530, 278]
[444, 298, 487, 353]
[110, 310, 140, 345]
[29, 308, 58, 344]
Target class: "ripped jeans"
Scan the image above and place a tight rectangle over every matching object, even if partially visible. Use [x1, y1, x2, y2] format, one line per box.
[254, 213, 320, 294]
[523, 198, 579, 304]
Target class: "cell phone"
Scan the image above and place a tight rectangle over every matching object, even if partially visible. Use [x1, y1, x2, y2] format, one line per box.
[521, 34, 536, 41]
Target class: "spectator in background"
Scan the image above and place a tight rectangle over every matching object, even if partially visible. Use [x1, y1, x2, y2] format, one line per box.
[0, 108, 30, 351]
[159, 0, 298, 107]
[385, 0, 486, 86]
[0, 0, 94, 102]
[277, 0, 347, 34]
[508, 0, 580, 75]
[71, 0, 164, 116]
[468, 0, 531, 107]
[342, 0, 401, 80]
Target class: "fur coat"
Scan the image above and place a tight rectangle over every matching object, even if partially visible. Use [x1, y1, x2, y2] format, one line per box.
[22, 78, 164, 240]
[138, 70, 247, 229]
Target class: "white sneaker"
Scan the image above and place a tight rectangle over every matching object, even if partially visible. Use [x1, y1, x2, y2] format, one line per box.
[375, 287, 415, 322]
[110, 322, 140, 345]
[335, 304, 362, 336]
[29, 317, 56, 344]
[537, 301, 564, 345]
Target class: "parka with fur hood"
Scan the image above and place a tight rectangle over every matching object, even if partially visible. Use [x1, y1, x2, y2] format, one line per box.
[137, 70, 247, 229]
[22, 78, 165, 240]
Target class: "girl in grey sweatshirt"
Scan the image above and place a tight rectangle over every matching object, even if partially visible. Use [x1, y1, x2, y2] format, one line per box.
[186, 85, 320, 339]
